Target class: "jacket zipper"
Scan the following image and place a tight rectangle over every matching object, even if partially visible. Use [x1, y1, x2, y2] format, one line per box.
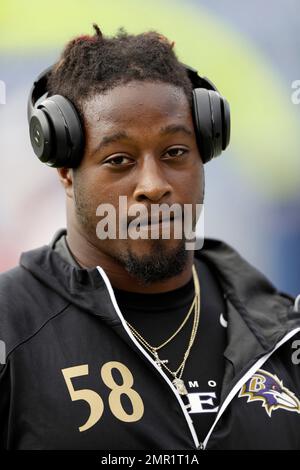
[97, 266, 300, 450]
[97, 266, 200, 449]
[201, 326, 300, 449]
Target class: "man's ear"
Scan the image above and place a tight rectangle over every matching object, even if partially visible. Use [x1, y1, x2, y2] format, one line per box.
[56, 167, 74, 198]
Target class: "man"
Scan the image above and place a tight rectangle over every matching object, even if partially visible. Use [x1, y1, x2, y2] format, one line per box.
[0, 25, 300, 450]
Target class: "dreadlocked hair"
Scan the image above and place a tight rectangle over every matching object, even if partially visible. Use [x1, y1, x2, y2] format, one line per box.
[47, 24, 193, 120]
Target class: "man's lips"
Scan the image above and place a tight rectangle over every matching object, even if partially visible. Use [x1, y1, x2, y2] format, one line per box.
[138, 216, 175, 228]
[126, 215, 182, 228]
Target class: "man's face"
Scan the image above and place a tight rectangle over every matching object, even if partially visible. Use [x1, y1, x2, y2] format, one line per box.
[70, 80, 204, 282]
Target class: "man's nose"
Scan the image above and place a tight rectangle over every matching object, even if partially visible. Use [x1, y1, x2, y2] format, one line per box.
[133, 156, 172, 203]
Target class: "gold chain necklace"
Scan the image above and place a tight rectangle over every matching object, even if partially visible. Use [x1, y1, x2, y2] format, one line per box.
[127, 295, 196, 351]
[126, 265, 200, 395]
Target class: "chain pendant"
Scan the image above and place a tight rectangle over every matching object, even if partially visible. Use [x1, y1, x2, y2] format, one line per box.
[172, 378, 188, 395]
[153, 351, 169, 368]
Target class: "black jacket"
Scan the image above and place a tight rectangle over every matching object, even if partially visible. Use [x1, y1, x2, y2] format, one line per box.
[0, 229, 300, 450]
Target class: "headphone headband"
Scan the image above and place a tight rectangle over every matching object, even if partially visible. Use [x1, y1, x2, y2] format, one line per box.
[27, 65, 53, 122]
[181, 63, 219, 92]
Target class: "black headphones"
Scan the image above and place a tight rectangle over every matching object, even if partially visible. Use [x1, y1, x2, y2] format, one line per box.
[27, 63, 230, 167]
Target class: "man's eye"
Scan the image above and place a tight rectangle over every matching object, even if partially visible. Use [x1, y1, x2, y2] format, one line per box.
[164, 148, 188, 158]
[103, 148, 188, 166]
[104, 156, 133, 166]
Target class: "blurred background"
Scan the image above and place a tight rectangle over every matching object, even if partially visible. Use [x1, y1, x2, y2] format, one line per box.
[0, 0, 299, 296]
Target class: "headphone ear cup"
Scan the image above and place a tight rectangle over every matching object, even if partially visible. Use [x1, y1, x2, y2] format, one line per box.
[39, 97, 70, 167]
[192, 88, 214, 164]
[48, 95, 84, 168]
[29, 95, 84, 168]
[208, 90, 224, 158]
[192, 88, 231, 163]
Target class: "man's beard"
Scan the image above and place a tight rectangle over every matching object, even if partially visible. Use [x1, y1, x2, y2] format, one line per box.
[113, 238, 189, 285]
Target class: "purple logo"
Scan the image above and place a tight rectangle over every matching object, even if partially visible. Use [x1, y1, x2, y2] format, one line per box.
[238, 369, 300, 417]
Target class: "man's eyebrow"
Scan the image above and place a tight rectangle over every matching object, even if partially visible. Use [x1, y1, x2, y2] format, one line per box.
[92, 124, 193, 155]
[93, 131, 128, 155]
[159, 124, 193, 139]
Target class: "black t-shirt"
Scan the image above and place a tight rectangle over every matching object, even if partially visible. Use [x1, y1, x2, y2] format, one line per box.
[53, 234, 227, 442]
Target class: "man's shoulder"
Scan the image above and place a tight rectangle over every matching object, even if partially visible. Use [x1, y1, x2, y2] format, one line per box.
[197, 236, 298, 322]
[198, 236, 293, 300]
[0, 254, 69, 358]
[0, 262, 28, 283]
[0, 264, 31, 300]
[0, 265, 34, 361]
[0, 253, 48, 295]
